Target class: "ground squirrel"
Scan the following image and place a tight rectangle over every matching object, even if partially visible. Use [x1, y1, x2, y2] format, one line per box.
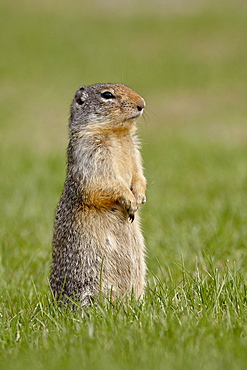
[50, 83, 147, 306]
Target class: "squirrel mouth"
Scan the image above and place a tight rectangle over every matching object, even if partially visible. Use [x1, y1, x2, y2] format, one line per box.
[128, 111, 143, 120]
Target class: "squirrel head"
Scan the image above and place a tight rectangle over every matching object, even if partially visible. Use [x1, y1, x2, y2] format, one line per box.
[69, 83, 145, 133]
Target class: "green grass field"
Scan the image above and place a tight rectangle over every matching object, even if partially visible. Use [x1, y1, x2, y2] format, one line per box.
[0, 1, 246, 369]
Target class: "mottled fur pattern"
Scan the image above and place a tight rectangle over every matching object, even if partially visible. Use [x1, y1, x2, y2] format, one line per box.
[50, 83, 147, 306]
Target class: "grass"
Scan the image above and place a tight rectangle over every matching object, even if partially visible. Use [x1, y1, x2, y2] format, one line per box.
[1, 262, 246, 370]
[0, 0, 246, 369]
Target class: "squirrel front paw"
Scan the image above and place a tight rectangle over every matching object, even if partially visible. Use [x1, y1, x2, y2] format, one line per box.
[119, 194, 138, 222]
[134, 194, 146, 207]
[131, 178, 146, 209]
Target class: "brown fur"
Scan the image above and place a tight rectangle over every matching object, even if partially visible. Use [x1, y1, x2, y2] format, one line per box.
[49, 83, 147, 306]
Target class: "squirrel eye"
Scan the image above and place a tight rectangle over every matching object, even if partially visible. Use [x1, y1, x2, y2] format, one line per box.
[101, 91, 115, 100]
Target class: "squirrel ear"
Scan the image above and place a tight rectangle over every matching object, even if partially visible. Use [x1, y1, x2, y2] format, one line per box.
[75, 86, 88, 105]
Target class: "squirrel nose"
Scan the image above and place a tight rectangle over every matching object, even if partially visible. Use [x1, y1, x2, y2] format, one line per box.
[137, 98, 146, 112]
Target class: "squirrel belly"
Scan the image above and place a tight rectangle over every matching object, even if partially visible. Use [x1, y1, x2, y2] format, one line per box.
[49, 83, 147, 306]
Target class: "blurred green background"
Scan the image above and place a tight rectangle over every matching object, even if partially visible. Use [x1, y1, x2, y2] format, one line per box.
[0, 0, 246, 286]
[1, 1, 247, 369]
